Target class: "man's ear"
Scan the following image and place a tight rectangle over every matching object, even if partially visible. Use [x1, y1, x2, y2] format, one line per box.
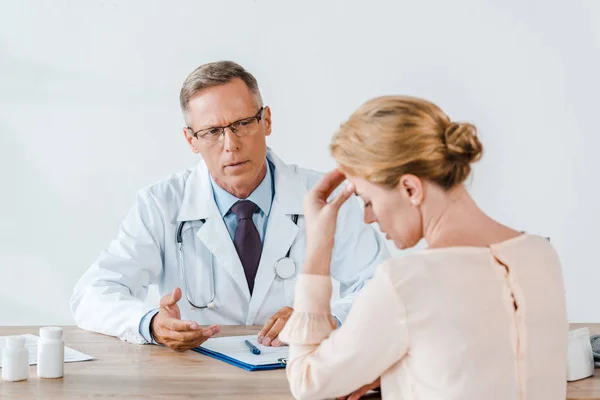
[263, 106, 272, 137]
[183, 128, 200, 154]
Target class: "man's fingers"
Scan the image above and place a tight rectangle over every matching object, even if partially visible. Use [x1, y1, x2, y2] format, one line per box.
[171, 287, 182, 304]
[161, 324, 221, 350]
[263, 318, 286, 346]
[257, 315, 277, 344]
[165, 329, 205, 343]
[202, 325, 220, 337]
[159, 292, 173, 308]
[164, 318, 201, 332]
[160, 287, 182, 308]
[311, 169, 346, 200]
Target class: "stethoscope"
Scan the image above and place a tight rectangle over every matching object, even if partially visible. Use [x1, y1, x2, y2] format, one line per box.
[176, 214, 299, 310]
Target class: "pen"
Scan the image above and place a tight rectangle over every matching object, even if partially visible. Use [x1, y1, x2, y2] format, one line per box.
[244, 339, 261, 355]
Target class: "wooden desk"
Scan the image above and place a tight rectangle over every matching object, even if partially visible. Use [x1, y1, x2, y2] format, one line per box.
[1, 326, 292, 399]
[0, 324, 598, 399]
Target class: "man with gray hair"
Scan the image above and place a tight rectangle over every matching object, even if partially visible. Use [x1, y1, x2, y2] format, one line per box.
[70, 61, 389, 351]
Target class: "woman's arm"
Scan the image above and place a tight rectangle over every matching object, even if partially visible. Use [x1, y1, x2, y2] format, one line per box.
[279, 264, 408, 400]
[279, 170, 408, 399]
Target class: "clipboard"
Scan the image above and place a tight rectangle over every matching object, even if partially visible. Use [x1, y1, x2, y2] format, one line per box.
[192, 335, 288, 372]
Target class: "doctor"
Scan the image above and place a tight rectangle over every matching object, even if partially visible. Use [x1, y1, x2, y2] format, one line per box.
[70, 61, 389, 351]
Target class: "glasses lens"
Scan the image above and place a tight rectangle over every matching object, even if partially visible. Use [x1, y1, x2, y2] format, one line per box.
[231, 118, 259, 136]
[199, 127, 223, 143]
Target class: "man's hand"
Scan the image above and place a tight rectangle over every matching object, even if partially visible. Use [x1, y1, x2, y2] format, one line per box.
[257, 306, 293, 346]
[150, 287, 220, 351]
[336, 378, 381, 400]
[258, 307, 338, 346]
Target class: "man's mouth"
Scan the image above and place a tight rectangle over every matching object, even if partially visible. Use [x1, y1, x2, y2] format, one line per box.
[225, 160, 248, 168]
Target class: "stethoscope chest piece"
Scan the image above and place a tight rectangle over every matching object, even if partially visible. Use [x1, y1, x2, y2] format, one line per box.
[274, 257, 296, 280]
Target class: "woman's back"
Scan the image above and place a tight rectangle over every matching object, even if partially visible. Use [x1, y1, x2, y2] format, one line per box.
[382, 234, 568, 399]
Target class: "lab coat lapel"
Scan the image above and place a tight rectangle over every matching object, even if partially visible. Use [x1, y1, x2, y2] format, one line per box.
[177, 159, 212, 222]
[247, 200, 299, 321]
[247, 149, 306, 322]
[177, 158, 251, 303]
[196, 215, 251, 303]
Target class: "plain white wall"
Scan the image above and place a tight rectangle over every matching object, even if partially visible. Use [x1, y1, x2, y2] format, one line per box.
[1, 0, 598, 325]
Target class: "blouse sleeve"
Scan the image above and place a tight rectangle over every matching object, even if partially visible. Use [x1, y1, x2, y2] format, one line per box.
[278, 265, 409, 400]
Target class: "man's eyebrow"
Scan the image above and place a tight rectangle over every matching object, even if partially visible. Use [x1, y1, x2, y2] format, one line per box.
[193, 113, 255, 131]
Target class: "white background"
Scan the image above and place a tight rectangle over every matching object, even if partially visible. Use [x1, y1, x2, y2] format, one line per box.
[1, 0, 598, 325]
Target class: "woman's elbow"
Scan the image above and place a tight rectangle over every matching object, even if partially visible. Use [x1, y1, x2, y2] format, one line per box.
[286, 361, 328, 400]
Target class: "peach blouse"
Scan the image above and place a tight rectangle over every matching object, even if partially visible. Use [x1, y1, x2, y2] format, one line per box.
[279, 234, 568, 399]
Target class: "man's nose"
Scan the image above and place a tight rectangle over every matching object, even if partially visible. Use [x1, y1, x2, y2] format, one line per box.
[222, 128, 241, 152]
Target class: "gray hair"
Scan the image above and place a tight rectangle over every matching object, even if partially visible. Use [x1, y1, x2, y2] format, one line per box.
[179, 61, 263, 114]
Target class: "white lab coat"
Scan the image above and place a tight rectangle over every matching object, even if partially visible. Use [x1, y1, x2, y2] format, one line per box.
[70, 149, 389, 344]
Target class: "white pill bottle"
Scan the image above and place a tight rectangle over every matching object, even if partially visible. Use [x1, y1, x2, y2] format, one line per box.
[1, 335, 29, 382]
[37, 327, 64, 378]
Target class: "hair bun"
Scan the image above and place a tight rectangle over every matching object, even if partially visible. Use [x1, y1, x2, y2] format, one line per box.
[443, 122, 483, 164]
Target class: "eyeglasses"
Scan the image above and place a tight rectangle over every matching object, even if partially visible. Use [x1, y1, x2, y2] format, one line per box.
[187, 107, 265, 144]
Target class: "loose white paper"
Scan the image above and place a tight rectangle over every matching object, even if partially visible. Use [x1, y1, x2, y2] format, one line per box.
[0, 334, 94, 367]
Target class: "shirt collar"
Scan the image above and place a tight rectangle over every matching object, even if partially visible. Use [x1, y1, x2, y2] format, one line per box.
[209, 159, 273, 217]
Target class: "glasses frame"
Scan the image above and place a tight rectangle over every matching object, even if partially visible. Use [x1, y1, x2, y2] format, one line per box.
[187, 107, 265, 142]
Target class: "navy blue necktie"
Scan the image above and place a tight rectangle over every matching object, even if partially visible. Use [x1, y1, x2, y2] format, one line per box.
[230, 200, 262, 295]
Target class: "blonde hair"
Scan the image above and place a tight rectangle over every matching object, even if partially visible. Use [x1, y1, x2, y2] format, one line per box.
[330, 95, 483, 190]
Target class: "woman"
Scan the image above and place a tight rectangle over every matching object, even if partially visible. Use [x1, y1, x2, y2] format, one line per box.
[278, 96, 568, 399]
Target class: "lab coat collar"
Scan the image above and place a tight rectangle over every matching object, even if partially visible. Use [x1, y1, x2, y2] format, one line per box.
[176, 148, 305, 222]
[209, 158, 273, 218]
[267, 148, 306, 216]
[176, 157, 214, 222]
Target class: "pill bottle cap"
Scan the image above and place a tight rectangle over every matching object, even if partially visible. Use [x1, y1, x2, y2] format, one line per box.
[6, 335, 26, 349]
[39, 327, 63, 340]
